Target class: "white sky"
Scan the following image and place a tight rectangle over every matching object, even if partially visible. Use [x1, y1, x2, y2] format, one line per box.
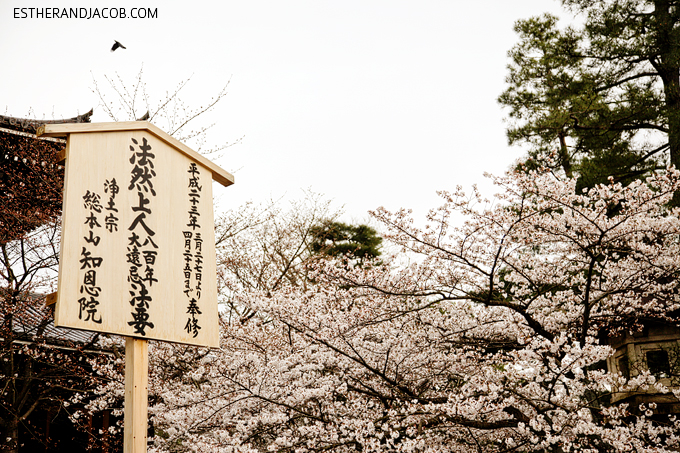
[1, 0, 566, 224]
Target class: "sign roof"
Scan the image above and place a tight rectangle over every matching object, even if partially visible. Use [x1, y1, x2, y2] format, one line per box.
[39, 121, 234, 187]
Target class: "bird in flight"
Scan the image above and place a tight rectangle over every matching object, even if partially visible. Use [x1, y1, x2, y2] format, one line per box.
[111, 40, 126, 52]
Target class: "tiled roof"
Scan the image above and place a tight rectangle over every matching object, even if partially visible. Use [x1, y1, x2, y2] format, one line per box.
[1, 293, 102, 347]
[0, 110, 93, 134]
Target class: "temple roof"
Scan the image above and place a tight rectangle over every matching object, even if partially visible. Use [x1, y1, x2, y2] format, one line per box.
[0, 292, 107, 351]
[0, 109, 93, 135]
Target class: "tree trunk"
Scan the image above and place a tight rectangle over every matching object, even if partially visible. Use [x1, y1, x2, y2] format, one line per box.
[558, 131, 573, 178]
[0, 351, 19, 453]
[0, 416, 20, 453]
[653, 1, 680, 201]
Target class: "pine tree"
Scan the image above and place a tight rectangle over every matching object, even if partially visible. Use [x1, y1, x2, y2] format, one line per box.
[309, 221, 382, 262]
[499, 1, 680, 192]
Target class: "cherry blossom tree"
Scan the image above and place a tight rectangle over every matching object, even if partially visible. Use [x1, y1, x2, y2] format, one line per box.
[85, 168, 680, 452]
[0, 126, 64, 244]
[79, 194, 342, 444]
[91, 66, 243, 155]
[216, 194, 338, 290]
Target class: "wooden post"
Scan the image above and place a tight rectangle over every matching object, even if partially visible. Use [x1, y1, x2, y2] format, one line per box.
[124, 337, 148, 453]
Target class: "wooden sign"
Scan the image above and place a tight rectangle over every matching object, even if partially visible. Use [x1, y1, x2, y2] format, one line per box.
[39, 122, 234, 348]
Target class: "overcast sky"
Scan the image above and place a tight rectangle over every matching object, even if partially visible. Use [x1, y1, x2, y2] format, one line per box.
[2, 0, 566, 224]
